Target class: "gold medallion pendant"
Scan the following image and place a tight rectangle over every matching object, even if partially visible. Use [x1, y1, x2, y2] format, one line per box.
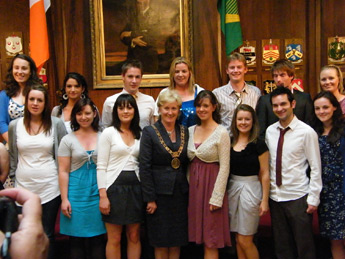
[171, 157, 180, 169]
[152, 124, 185, 170]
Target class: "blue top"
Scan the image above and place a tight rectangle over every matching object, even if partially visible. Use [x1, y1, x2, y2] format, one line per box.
[0, 90, 11, 135]
[179, 89, 199, 127]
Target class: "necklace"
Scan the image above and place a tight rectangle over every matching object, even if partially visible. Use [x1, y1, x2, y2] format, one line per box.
[152, 125, 185, 169]
[30, 123, 43, 135]
[167, 129, 175, 136]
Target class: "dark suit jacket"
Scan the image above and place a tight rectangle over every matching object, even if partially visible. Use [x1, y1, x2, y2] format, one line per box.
[256, 90, 313, 139]
[139, 120, 189, 203]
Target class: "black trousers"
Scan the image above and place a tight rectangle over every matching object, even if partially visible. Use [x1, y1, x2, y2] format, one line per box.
[269, 195, 316, 259]
[42, 195, 61, 259]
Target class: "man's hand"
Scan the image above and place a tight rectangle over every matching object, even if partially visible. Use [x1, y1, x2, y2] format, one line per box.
[306, 204, 317, 214]
[132, 36, 147, 47]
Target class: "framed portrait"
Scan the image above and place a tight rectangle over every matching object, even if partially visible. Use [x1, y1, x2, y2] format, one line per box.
[90, 0, 193, 89]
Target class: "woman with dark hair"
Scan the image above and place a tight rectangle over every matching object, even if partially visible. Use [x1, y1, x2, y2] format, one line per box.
[58, 98, 106, 259]
[8, 84, 67, 258]
[97, 94, 143, 259]
[52, 72, 89, 133]
[140, 90, 189, 259]
[227, 104, 269, 259]
[0, 54, 40, 143]
[187, 90, 231, 258]
[313, 91, 345, 259]
[154, 57, 204, 127]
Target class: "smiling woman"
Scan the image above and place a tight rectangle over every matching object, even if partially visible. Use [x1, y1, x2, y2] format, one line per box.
[154, 57, 204, 127]
[312, 91, 345, 259]
[97, 94, 143, 258]
[140, 90, 189, 258]
[58, 98, 106, 258]
[52, 73, 90, 133]
[187, 90, 231, 258]
[0, 54, 41, 143]
[319, 65, 345, 114]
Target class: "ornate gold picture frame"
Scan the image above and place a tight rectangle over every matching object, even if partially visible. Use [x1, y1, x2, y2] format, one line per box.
[90, 0, 193, 89]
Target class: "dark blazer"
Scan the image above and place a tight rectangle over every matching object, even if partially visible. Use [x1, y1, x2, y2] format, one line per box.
[139, 120, 189, 202]
[256, 90, 313, 139]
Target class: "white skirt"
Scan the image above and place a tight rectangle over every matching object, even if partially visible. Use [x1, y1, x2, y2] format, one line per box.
[228, 175, 262, 235]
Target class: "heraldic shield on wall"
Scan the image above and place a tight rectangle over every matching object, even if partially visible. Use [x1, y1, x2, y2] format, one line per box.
[328, 36, 345, 64]
[262, 39, 280, 66]
[240, 40, 256, 67]
[285, 38, 304, 65]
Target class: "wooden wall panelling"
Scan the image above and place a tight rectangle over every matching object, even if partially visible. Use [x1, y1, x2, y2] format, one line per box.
[238, 0, 309, 93]
[306, 0, 319, 97]
[192, 0, 223, 90]
[0, 1, 29, 86]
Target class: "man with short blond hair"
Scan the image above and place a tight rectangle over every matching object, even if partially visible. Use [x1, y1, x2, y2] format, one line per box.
[213, 52, 261, 134]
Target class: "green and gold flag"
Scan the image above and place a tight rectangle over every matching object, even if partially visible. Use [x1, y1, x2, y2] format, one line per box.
[218, 0, 243, 56]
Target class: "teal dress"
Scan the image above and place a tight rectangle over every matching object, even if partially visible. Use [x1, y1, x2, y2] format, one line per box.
[60, 150, 106, 237]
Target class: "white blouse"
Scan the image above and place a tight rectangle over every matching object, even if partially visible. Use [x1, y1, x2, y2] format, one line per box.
[97, 127, 140, 190]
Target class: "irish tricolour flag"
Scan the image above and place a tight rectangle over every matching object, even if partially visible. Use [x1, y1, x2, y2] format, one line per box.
[30, 0, 50, 72]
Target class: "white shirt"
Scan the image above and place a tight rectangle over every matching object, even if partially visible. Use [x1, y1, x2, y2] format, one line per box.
[213, 82, 261, 134]
[15, 118, 60, 204]
[51, 106, 72, 133]
[265, 116, 322, 206]
[97, 127, 140, 190]
[102, 90, 155, 129]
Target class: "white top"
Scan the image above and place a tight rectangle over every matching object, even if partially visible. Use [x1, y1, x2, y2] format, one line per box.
[51, 106, 72, 133]
[102, 90, 155, 129]
[97, 127, 140, 190]
[15, 118, 60, 204]
[153, 84, 204, 116]
[213, 82, 261, 134]
[265, 116, 322, 206]
[187, 124, 230, 207]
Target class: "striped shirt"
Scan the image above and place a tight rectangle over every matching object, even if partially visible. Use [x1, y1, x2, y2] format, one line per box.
[213, 82, 261, 134]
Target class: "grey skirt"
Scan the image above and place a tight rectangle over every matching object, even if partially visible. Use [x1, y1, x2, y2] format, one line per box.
[228, 175, 262, 235]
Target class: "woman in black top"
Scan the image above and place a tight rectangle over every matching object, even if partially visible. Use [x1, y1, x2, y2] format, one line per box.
[228, 104, 269, 259]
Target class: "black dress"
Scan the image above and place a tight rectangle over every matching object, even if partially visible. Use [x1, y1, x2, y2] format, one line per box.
[139, 120, 189, 247]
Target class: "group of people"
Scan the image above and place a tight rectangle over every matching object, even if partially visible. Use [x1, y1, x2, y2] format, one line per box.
[0, 51, 344, 259]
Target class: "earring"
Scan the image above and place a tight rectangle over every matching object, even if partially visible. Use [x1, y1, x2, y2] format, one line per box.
[81, 94, 86, 99]
[63, 94, 68, 100]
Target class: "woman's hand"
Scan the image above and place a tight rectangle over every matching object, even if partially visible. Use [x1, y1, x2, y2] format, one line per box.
[99, 196, 110, 215]
[210, 204, 221, 211]
[146, 201, 157, 214]
[61, 199, 72, 218]
[259, 200, 269, 216]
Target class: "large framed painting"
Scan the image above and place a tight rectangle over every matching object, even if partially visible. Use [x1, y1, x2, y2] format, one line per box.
[90, 0, 193, 89]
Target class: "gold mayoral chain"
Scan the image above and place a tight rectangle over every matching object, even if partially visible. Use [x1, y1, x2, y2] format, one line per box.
[152, 125, 185, 169]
